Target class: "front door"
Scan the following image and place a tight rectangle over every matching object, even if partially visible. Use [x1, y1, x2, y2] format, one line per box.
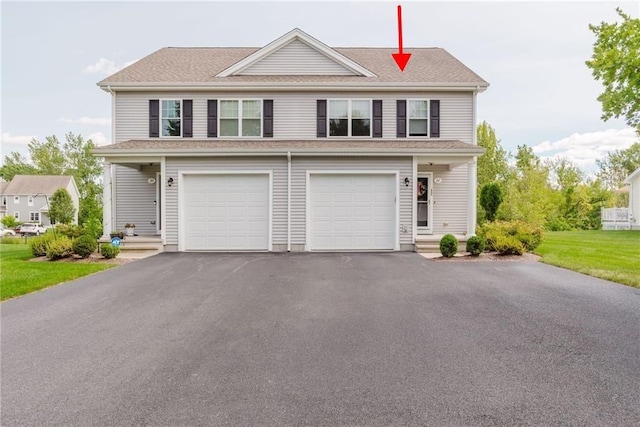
[417, 173, 433, 234]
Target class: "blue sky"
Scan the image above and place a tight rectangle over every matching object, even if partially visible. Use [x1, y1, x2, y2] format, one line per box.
[2, 1, 639, 173]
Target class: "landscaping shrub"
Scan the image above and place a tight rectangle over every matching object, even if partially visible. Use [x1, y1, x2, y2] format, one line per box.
[466, 235, 486, 256]
[479, 183, 503, 222]
[439, 234, 458, 258]
[478, 220, 543, 253]
[83, 217, 103, 240]
[492, 234, 524, 255]
[100, 243, 120, 259]
[72, 235, 98, 258]
[46, 237, 73, 260]
[56, 224, 86, 239]
[29, 233, 56, 257]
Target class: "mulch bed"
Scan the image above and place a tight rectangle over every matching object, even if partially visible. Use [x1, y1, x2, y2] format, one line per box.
[431, 251, 540, 262]
[29, 253, 134, 265]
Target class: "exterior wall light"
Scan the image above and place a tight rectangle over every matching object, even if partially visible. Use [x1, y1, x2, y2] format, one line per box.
[404, 177, 410, 187]
[167, 177, 174, 187]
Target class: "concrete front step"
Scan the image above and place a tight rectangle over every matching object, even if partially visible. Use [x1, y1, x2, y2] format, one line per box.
[416, 235, 468, 254]
[98, 236, 163, 257]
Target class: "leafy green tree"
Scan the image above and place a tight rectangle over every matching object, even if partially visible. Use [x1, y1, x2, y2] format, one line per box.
[596, 142, 640, 189]
[1, 215, 18, 228]
[586, 8, 640, 134]
[0, 152, 38, 180]
[48, 188, 75, 225]
[476, 121, 509, 187]
[28, 136, 66, 175]
[479, 183, 503, 222]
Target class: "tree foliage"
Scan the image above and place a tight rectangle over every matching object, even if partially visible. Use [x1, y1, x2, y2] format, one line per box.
[476, 121, 509, 188]
[479, 183, 503, 222]
[596, 142, 640, 189]
[586, 8, 640, 134]
[48, 188, 75, 225]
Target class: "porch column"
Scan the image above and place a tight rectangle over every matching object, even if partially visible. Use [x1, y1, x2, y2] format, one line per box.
[467, 159, 477, 235]
[102, 161, 113, 238]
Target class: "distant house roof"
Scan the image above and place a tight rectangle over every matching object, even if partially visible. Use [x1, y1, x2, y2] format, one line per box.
[3, 175, 76, 196]
[98, 29, 488, 89]
[0, 179, 8, 195]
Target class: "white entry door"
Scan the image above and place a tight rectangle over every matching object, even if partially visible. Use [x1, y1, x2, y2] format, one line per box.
[309, 174, 396, 251]
[182, 174, 269, 250]
[417, 173, 433, 234]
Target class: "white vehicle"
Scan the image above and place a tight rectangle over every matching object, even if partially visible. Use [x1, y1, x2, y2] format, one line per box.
[20, 223, 47, 236]
[0, 224, 16, 236]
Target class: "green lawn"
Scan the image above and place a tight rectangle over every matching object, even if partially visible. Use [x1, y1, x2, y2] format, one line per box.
[0, 244, 114, 301]
[536, 231, 640, 288]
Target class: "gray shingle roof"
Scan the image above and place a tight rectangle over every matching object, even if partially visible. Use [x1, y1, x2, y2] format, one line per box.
[98, 47, 488, 87]
[93, 139, 483, 154]
[3, 175, 74, 196]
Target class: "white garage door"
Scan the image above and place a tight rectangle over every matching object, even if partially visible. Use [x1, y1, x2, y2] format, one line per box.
[309, 174, 396, 250]
[183, 174, 269, 250]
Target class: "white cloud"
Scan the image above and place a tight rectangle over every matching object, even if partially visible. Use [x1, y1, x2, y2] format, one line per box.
[532, 128, 638, 171]
[0, 132, 35, 145]
[58, 117, 111, 126]
[87, 132, 110, 146]
[83, 58, 138, 75]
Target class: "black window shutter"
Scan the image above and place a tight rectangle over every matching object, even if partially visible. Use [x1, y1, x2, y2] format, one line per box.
[183, 100, 193, 138]
[317, 100, 327, 138]
[430, 100, 440, 138]
[263, 100, 273, 138]
[207, 100, 217, 138]
[149, 100, 159, 138]
[396, 100, 406, 138]
[372, 100, 383, 138]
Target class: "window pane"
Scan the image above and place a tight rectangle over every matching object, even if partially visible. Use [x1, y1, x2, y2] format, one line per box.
[242, 100, 261, 118]
[329, 100, 348, 119]
[220, 101, 238, 118]
[242, 119, 261, 137]
[162, 119, 181, 136]
[351, 100, 370, 119]
[162, 100, 180, 118]
[409, 100, 428, 118]
[220, 119, 239, 136]
[352, 119, 370, 136]
[409, 119, 428, 136]
[329, 119, 348, 136]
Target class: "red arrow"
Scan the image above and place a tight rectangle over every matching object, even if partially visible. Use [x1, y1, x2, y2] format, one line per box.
[392, 5, 411, 71]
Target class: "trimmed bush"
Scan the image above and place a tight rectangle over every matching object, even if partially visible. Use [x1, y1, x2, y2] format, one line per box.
[83, 217, 103, 240]
[73, 235, 98, 258]
[46, 237, 73, 260]
[478, 220, 543, 253]
[55, 224, 86, 239]
[466, 235, 486, 256]
[100, 243, 120, 259]
[439, 234, 458, 258]
[29, 232, 56, 257]
[492, 234, 524, 255]
[479, 183, 503, 222]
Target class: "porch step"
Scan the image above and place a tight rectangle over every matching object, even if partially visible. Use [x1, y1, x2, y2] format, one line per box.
[415, 235, 468, 254]
[98, 236, 163, 258]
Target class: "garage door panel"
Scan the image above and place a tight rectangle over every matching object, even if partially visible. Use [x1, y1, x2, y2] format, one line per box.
[310, 174, 396, 251]
[184, 174, 269, 250]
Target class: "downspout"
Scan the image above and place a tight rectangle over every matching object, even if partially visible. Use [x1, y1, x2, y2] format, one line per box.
[287, 151, 291, 252]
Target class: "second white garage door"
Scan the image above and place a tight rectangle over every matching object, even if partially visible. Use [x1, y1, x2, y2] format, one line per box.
[182, 174, 269, 251]
[309, 174, 397, 251]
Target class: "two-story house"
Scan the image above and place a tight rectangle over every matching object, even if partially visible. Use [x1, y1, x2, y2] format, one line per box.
[93, 29, 488, 252]
[2, 175, 80, 225]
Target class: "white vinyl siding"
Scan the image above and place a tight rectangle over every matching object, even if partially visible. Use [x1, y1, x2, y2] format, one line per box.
[114, 165, 160, 235]
[239, 39, 357, 76]
[418, 164, 468, 235]
[114, 92, 473, 143]
[292, 157, 413, 246]
[165, 157, 287, 246]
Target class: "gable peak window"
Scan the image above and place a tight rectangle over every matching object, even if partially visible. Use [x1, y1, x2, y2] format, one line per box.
[161, 100, 182, 137]
[329, 99, 371, 137]
[220, 100, 262, 137]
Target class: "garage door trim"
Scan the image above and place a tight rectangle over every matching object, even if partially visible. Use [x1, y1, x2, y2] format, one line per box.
[178, 170, 273, 251]
[306, 170, 400, 251]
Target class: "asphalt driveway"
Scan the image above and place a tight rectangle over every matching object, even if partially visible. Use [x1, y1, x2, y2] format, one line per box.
[2, 253, 640, 425]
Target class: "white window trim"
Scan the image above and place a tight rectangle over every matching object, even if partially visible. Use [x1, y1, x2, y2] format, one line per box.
[29, 211, 40, 222]
[14, 196, 20, 204]
[160, 99, 183, 138]
[407, 99, 430, 138]
[327, 99, 372, 138]
[28, 195, 34, 206]
[218, 99, 263, 138]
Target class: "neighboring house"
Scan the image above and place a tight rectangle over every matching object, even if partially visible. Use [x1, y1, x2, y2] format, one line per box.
[2, 175, 80, 225]
[602, 167, 640, 230]
[0, 179, 8, 219]
[93, 28, 488, 252]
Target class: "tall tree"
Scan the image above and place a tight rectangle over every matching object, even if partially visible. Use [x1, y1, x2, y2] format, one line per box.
[596, 142, 640, 189]
[586, 8, 640, 134]
[48, 188, 75, 225]
[476, 121, 509, 188]
[0, 152, 38, 180]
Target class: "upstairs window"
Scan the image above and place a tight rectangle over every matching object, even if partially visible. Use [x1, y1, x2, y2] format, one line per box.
[161, 100, 182, 137]
[28, 195, 34, 206]
[219, 100, 262, 137]
[408, 100, 429, 137]
[329, 100, 371, 137]
[14, 196, 20, 204]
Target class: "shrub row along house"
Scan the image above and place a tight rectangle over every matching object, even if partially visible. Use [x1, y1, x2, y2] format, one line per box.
[93, 29, 488, 252]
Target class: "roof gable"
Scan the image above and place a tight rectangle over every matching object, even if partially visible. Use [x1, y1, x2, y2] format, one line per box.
[216, 28, 376, 77]
[626, 166, 640, 184]
[3, 175, 75, 196]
